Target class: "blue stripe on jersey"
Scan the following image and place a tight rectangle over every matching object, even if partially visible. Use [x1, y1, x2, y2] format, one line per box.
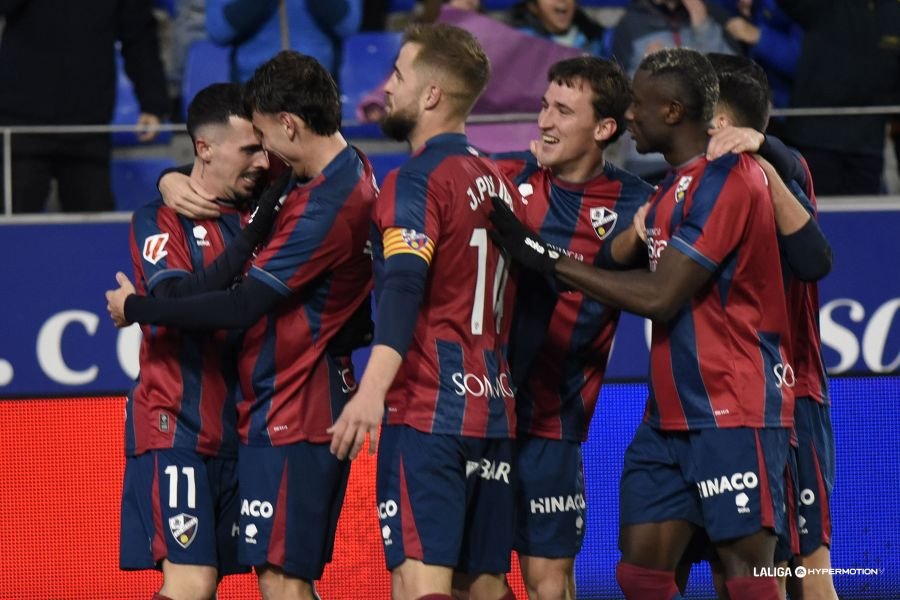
[394, 143, 458, 231]
[758, 331, 786, 425]
[220, 330, 242, 453]
[558, 299, 608, 437]
[434, 339, 466, 434]
[218, 211, 243, 241]
[717, 246, 739, 308]
[371, 221, 387, 302]
[645, 171, 675, 231]
[670, 236, 718, 272]
[249, 265, 293, 296]
[249, 316, 277, 444]
[669, 305, 714, 428]
[788, 179, 815, 217]
[326, 355, 347, 424]
[145, 269, 190, 292]
[674, 155, 737, 248]
[303, 272, 333, 345]
[491, 151, 541, 186]
[173, 334, 204, 449]
[483, 349, 510, 437]
[180, 216, 206, 273]
[540, 185, 581, 248]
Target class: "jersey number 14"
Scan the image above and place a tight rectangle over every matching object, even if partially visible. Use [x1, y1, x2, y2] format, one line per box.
[469, 228, 508, 336]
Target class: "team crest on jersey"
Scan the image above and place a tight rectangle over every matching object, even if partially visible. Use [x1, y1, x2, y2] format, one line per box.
[675, 176, 693, 203]
[589, 207, 618, 240]
[192, 225, 211, 247]
[159, 413, 169, 432]
[142, 233, 169, 265]
[169, 513, 198, 548]
[400, 229, 429, 250]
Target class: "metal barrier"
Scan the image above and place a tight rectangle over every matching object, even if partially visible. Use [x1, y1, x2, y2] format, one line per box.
[3, 104, 900, 215]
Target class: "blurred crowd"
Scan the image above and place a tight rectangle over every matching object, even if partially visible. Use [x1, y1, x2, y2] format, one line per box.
[0, 0, 898, 212]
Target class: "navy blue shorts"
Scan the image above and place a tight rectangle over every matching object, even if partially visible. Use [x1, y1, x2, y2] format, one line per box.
[775, 446, 801, 563]
[238, 442, 350, 580]
[513, 436, 585, 558]
[793, 397, 834, 555]
[376, 425, 515, 574]
[620, 424, 790, 544]
[120, 448, 247, 575]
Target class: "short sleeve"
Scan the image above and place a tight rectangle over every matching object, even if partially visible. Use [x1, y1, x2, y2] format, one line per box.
[130, 203, 192, 292]
[249, 191, 352, 296]
[670, 159, 756, 272]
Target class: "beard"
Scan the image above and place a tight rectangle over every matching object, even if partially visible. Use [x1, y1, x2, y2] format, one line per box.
[380, 110, 417, 142]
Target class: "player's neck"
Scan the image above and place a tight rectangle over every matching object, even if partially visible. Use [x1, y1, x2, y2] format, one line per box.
[191, 160, 229, 202]
[408, 115, 465, 152]
[288, 132, 349, 179]
[553, 153, 605, 184]
[664, 127, 709, 167]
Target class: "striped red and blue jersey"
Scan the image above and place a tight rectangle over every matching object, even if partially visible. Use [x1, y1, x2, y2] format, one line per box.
[783, 155, 828, 404]
[127, 199, 248, 458]
[644, 152, 794, 430]
[494, 152, 654, 441]
[373, 133, 520, 439]
[240, 145, 376, 446]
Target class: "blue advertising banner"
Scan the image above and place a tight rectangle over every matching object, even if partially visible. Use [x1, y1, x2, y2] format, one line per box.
[0, 208, 898, 396]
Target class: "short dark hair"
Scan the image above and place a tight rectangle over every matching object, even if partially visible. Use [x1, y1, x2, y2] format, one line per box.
[404, 23, 490, 118]
[706, 53, 771, 131]
[638, 48, 719, 124]
[186, 83, 247, 146]
[548, 56, 631, 145]
[243, 50, 342, 136]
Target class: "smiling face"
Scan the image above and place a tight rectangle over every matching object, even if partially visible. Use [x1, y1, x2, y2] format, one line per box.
[381, 42, 427, 142]
[536, 78, 607, 181]
[531, 0, 576, 34]
[200, 115, 268, 202]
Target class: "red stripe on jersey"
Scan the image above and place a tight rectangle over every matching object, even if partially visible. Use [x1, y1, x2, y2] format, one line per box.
[755, 430, 775, 530]
[151, 455, 167, 562]
[399, 457, 424, 560]
[269, 460, 289, 567]
[812, 444, 832, 546]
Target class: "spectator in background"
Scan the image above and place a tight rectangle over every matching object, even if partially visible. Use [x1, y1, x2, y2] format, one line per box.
[710, 0, 802, 112]
[168, 0, 208, 118]
[609, 0, 737, 180]
[776, 0, 900, 196]
[206, 0, 362, 82]
[0, 0, 169, 213]
[417, 0, 482, 23]
[507, 0, 609, 57]
[612, 0, 736, 78]
[359, 6, 584, 153]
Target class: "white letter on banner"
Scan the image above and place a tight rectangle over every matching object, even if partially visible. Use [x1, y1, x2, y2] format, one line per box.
[37, 310, 99, 385]
[117, 324, 142, 380]
[863, 299, 900, 373]
[819, 299, 863, 374]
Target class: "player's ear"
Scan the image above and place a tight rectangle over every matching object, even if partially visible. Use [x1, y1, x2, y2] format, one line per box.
[279, 112, 296, 140]
[712, 111, 729, 129]
[664, 99, 685, 125]
[195, 136, 212, 161]
[423, 84, 441, 111]
[595, 117, 618, 144]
